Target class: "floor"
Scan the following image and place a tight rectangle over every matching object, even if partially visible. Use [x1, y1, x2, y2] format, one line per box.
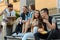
[0, 32, 3, 40]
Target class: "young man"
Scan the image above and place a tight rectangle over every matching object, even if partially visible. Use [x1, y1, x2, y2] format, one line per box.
[34, 8, 56, 40]
[0, 4, 16, 36]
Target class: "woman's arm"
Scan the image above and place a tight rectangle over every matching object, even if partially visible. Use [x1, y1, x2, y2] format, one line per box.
[22, 20, 24, 33]
[31, 25, 34, 32]
[22, 23, 25, 33]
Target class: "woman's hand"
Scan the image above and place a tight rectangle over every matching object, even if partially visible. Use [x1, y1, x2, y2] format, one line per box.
[22, 20, 26, 24]
[38, 28, 44, 32]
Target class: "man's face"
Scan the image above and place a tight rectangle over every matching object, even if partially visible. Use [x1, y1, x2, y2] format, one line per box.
[40, 10, 47, 19]
[8, 7, 13, 11]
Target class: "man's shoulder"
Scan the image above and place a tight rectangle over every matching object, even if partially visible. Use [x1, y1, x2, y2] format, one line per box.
[49, 16, 53, 19]
[12, 10, 16, 12]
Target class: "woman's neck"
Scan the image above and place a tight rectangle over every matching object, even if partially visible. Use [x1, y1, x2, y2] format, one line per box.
[35, 18, 38, 21]
[24, 11, 27, 15]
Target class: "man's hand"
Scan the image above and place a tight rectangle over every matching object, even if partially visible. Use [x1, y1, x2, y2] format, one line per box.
[43, 19, 49, 23]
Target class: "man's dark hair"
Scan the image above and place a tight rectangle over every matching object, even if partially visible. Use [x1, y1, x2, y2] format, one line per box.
[8, 4, 13, 7]
[41, 8, 49, 15]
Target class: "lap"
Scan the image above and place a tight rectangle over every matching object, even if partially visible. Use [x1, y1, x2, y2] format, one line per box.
[34, 32, 49, 39]
[48, 29, 60, 39]
[23, 32, 34, 38]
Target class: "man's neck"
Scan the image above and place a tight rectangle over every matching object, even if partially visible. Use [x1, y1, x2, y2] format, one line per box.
[45, 15, 49, 20]
[30, 10, 33, 12]
[9, 10, 13, 12]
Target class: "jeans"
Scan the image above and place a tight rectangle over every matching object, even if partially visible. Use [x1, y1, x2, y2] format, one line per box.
[47, 29, 60, 40]
[22, 27, 38, 40]
[34, 32, 50, 40]
[22, 32, 34, 40]
[6, 25, 13, 36]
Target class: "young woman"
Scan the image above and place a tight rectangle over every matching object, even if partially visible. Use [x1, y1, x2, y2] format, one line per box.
[28, 4, 35, 18]
[22, 10, 45, 40]
[24, 4, 35, 33]
[12, 6, 30, 37]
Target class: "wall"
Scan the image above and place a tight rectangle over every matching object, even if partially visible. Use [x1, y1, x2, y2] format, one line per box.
[0, 0, 6, 13]
[35, 0, 57, 14]
[0, 0, 20, 13]
[35, 0, 57, 10]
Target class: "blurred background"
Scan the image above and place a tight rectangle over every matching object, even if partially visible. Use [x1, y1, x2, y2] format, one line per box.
[0, 0, 59, 40]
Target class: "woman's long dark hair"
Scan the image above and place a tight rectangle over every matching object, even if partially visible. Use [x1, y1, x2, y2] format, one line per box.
[32, 10, 43, 28]
[29, 4, 35, 10]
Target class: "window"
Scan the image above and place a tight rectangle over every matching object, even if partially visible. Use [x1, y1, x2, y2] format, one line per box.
[0, 0, 3, 3]
[13, 0, 19, 2]
[13, 0, 17, 2]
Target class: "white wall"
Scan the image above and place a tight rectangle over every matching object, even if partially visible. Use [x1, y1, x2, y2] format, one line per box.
[57, 0, 60, 13]
[20, 0, 26, 13]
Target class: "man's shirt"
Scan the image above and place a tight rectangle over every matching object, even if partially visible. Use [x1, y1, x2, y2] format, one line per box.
[3, 8, 16, 20]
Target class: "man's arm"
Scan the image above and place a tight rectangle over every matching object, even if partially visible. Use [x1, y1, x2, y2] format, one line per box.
[12, 10, 16, 17]
[43, 18, 56, 30]
[0, 11, 4, 16]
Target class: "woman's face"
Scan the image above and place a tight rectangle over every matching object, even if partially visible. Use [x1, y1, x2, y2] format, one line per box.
[22, 7, 27, 12]
[29, 6, 31, 11]
[34, 11, 39, 18]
